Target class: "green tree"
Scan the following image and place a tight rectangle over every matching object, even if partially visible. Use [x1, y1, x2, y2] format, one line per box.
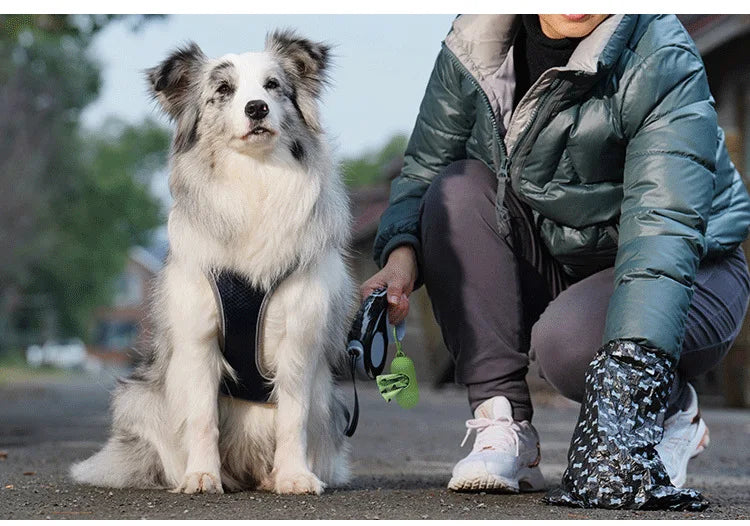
[0, 15, 167, 347]
[341, 134, 408, 187]
[28, 120, 168, 336]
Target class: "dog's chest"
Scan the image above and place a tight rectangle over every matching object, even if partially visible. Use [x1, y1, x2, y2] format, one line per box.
[173, 159, 324, 285]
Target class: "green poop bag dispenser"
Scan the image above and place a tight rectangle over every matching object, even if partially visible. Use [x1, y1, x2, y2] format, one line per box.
[375, 325, 419, 409]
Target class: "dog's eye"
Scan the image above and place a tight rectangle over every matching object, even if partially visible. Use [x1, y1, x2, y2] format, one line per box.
[264, 78, 280, 91]
[217, 82, 233, 95]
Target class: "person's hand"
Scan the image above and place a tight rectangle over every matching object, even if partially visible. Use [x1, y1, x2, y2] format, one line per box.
[360, 245, 418, 325]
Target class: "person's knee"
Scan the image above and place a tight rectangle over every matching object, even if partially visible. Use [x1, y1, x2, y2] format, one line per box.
[420, 160, 496, 236]
[531, 268, 613, 402]
[531, 305, 603, 403]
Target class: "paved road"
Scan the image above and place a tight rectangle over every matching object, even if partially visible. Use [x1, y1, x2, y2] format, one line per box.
[1, 372, 748, 519]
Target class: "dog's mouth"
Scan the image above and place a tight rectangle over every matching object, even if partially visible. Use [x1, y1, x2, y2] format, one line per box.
[242, 126, 276, 140]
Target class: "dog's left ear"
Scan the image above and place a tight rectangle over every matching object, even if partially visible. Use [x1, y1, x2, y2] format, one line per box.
[265, 30, 331, 132]
[146, 42, 207, 119]
[146, 42, 207, 151]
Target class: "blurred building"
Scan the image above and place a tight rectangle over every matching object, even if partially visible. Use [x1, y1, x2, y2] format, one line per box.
[680, 15, 750, 174]
[87, 246, 160, 365]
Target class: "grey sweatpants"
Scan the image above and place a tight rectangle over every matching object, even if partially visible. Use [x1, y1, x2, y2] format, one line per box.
[419, 160, 750, 422]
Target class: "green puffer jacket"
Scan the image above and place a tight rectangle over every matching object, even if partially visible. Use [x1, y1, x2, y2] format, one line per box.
[373, 14, 750, 358]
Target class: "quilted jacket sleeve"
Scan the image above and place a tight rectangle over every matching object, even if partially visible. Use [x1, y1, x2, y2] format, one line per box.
[604, 44, 717, 358]
[372, 47, 475, 271]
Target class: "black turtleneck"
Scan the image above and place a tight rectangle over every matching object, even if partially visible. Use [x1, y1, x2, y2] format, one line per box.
[512, 15, 582, 109]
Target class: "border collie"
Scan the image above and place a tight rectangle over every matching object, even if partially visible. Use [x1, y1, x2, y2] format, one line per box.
[71, 30, 355, 495]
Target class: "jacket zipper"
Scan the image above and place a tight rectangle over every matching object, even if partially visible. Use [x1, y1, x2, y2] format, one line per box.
[443, 45, 507, 177]
[444, 44, 562, 183]
[508, 78, 560, 157]
[507, 78, 562, 184]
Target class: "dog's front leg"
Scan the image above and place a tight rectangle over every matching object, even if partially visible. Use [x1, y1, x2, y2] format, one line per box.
[266, 315, 325, 495]
[164, 263, 224, 494]
[169, 361, 223, 494]
[269, 362, 325, 494]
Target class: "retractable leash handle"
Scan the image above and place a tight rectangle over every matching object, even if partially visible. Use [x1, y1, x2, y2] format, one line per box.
[344, 288, 389, 436]
[346, 287, 390, 380]
[343, 288, 419, 436]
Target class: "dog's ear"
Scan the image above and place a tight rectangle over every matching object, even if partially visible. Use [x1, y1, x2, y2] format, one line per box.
[146, 42, 206, 151]
[146, 42, 206, 118]
[265, 30, 331, 132]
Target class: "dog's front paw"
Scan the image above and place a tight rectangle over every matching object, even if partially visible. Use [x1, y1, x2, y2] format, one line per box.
[171, 472, 224, 494]
[257, 474, 275, 492]
[273, 470, 325, 495]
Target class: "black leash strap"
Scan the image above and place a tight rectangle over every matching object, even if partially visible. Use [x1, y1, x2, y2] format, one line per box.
[343, 349, 359, 437]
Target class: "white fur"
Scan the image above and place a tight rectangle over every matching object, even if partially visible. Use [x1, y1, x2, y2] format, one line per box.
[71, 40, 355, 495]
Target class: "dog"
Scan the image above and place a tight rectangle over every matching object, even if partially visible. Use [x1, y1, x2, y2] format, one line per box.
[70, 30, 356, 495]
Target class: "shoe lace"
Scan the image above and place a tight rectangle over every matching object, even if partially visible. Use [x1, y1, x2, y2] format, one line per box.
[460, 415, 520, 455]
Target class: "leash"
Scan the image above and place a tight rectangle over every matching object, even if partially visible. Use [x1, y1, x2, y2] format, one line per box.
[344, 288, 419, 436]
[343, 350, 359, 437]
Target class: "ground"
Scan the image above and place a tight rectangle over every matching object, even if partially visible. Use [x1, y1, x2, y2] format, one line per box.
[0, 371, 748, 520]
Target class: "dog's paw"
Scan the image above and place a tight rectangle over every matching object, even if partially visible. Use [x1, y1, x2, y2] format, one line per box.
[273, 470, 325, 495]
[171, 472, 224, 494]
[257, 475, 275, 492]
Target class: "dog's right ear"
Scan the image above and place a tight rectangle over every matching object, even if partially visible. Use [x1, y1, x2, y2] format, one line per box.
[146, 42, 207, 120]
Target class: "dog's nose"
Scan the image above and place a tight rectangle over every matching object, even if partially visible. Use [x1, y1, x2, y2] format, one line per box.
[245, 100, 269, 120]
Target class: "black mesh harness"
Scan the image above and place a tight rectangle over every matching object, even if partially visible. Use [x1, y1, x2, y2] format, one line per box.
[208, 268, 359, 436]
[209, 270, 276, 402]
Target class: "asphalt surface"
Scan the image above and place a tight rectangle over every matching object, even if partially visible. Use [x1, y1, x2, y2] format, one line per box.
[1, 371, 749, 520]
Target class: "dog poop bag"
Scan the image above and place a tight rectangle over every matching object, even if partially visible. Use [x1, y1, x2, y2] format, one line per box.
[543, 340, 709, 511]
[376, 329, 419, 409]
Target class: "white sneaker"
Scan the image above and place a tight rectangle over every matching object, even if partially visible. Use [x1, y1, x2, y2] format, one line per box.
[655, 383, 710, 488]
[448, 396, 545, 493]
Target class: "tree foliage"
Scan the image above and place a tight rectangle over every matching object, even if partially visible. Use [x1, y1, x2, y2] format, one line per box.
[341, 134, 408, 187]
[28, 120, 168, 336]
[0, 15, 167, 345]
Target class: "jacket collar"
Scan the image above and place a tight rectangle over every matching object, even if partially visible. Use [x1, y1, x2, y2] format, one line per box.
[445, 14, 638, 79]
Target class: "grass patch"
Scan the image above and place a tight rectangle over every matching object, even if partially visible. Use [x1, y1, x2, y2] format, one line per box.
[0, 349, 79, 386]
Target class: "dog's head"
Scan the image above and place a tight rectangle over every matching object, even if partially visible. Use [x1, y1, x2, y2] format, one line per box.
[146, 30, 330, 158]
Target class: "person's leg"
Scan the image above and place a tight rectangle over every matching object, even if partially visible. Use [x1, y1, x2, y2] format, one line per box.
[419, 159, 556, 422]
[421, 159, 555, 492]
[529, 266, 611, 403]
[531, 246, 750, 409]
[677, 247, 750, 381]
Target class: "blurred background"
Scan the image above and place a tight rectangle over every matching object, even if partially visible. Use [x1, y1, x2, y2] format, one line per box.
[1, 14, 750, 409]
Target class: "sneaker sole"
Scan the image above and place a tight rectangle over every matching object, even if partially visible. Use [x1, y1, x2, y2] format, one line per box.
[448, 465, 546, 493]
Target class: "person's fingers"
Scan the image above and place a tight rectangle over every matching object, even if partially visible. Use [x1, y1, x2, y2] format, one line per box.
[359, 248, 417, 323]
[386, 280, 405, 307]
[388, 293, 410, 325]
[360, 272, 387, 300]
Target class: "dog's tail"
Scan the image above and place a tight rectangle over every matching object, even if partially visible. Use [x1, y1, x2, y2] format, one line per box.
[70, 435, 168, 489]
[71, 381, 171, 489]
